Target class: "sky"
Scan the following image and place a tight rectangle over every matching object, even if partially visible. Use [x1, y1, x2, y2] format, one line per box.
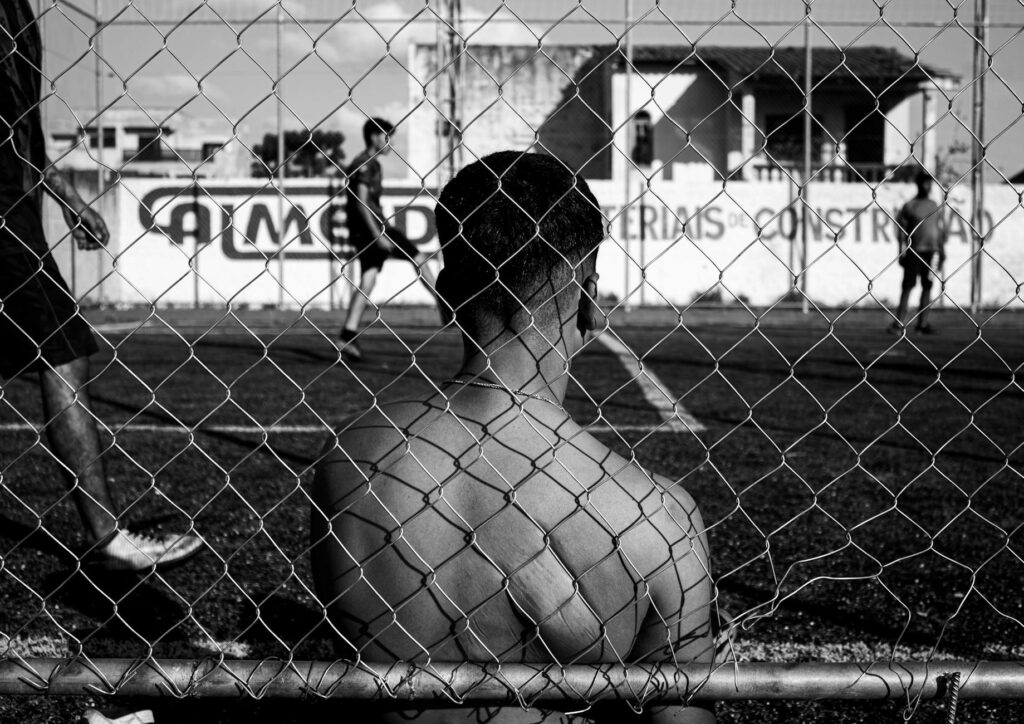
[34, 0, 1024, 179]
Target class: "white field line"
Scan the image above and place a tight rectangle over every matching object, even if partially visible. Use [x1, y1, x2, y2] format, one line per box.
[91, 321, 156, 333]
[0, 422, 683, 436]
[3, 634, 1015, 664]
[594, 332, 705, 434]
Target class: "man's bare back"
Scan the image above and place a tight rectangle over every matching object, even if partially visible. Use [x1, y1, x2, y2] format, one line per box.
[310, 152, 715, 722]
[312, 393, 714, 721]
[313, 393, 710, 658]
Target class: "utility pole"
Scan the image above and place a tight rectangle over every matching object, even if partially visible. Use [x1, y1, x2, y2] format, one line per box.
[970, 0, 988, 315]
[623, 0, 633, 311]
[276, 3, 286, 307]
[800, 8, 812, 314]
[440, 0, 462, 185]
[95, 0, 104, 303]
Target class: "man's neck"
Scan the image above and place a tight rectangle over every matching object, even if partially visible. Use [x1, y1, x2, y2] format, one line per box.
[453, 335, 572, 404]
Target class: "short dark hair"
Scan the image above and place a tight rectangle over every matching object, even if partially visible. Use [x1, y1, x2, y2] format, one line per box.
[915, 169, 933, 186]
[435, 151, 604, 329]
[363, 117, 394, 145]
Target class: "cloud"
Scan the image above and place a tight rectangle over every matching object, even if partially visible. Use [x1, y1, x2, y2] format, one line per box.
[272, 24, 345, 65]
[250, 1, 434, 69]
[128, 73, 221, 103]
[461, 4, 543, 46]
[251, 1, 541, 77]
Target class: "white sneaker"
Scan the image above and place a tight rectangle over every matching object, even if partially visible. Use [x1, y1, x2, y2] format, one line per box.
[93, 530, 203, 572]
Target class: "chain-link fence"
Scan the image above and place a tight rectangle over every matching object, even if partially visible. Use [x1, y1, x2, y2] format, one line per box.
[2, 1, 1023, 721]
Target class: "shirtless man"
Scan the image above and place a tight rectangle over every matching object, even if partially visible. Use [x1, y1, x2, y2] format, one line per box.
[312, 152, 715, 723]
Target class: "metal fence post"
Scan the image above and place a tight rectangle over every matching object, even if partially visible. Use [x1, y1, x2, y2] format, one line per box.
[970, 0, 988, 315]
[95, 0, 104, 306]
[623, 0, 633, 312]
[800, 7, 812, 314]
[276, 3, 286, 309]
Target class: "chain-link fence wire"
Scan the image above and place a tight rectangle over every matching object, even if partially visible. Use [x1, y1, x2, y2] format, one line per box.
[2, 0, 1023, 719]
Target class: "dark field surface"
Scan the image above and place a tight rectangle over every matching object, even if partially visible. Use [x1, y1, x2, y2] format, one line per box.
[2, 306, 1023, 722]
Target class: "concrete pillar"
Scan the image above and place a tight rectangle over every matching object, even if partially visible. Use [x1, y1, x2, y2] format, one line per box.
[611, 72, 632, 184]
[740, 88, 756, 179]
[920, 86, 936, 171]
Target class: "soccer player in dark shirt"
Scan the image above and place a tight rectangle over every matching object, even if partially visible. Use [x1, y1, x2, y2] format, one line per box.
[891, 170, 947, 334]
[338, 118, 443, 360]
[1, 0, 201, 570]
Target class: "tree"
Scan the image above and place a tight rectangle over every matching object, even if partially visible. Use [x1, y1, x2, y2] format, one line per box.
[251, 129, 346, 177]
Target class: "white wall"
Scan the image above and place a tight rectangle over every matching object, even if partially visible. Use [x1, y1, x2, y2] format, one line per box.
[71, 177, 1022, 310]
[589, 177, 1022, 308]
[106, 179, 439, 309]
[884, 98, 913, 167]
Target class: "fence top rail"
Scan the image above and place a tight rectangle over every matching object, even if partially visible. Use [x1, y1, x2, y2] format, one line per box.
[2, 659, 1024, 702]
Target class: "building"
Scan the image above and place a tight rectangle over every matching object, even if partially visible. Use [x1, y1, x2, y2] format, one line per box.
[408, 44, 958, 185]
[48, 108, 250, 179]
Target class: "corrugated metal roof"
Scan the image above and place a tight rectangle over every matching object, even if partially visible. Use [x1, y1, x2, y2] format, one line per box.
[595, 45, 958, 86]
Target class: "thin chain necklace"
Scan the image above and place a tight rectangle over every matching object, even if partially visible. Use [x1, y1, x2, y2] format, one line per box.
[442, 377, 565, 412]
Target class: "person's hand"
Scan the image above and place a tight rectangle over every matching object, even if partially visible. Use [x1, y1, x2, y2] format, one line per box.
[62, 204, 110, 250]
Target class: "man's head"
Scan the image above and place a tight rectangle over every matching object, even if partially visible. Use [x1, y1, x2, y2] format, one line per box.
[435, 151, 605, 349]
[915, 169, 933, 197]
[363, 117, 394, 154]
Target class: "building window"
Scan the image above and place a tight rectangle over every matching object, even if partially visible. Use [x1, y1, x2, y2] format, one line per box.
[631, 111, 654, 166]
[201, 142, 224, 161]
[764, 113, 822, 165]
[135, 133, 164, 161]
[86, 127, 117, 149]
[843, 106, 884, 165]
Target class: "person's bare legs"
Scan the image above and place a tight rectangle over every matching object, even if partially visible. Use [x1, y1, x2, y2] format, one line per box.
[39, 356, 204, 569]
[39, 356, 117, 544]
[342, 266, 379, 335]
[895, 284, 913, 327]
[917, 277, 934, 330]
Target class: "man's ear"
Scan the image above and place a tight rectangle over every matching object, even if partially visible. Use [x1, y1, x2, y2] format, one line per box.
[435, 268, 456, 325]
[576, 272, 602, 336]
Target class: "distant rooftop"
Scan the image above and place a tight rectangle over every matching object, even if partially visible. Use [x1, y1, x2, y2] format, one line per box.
[598, 45, 958, 88]
[46, 108, 185, 137]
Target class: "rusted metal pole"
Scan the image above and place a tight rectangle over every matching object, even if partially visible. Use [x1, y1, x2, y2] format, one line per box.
[622, 0, 633, 311]
[276, 2, 286, 308]
[94, 0, 104, 303]
[441, 0, 462, 184]
[969, 0, 988, 314]
[2, 659, 1023, 701]
[800, 8, 812, 314]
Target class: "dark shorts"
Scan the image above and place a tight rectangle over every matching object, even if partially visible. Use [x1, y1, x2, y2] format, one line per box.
[0, 205, 98, 379]
[900, 249, 936, 290]
[349, 224, 420, 272]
